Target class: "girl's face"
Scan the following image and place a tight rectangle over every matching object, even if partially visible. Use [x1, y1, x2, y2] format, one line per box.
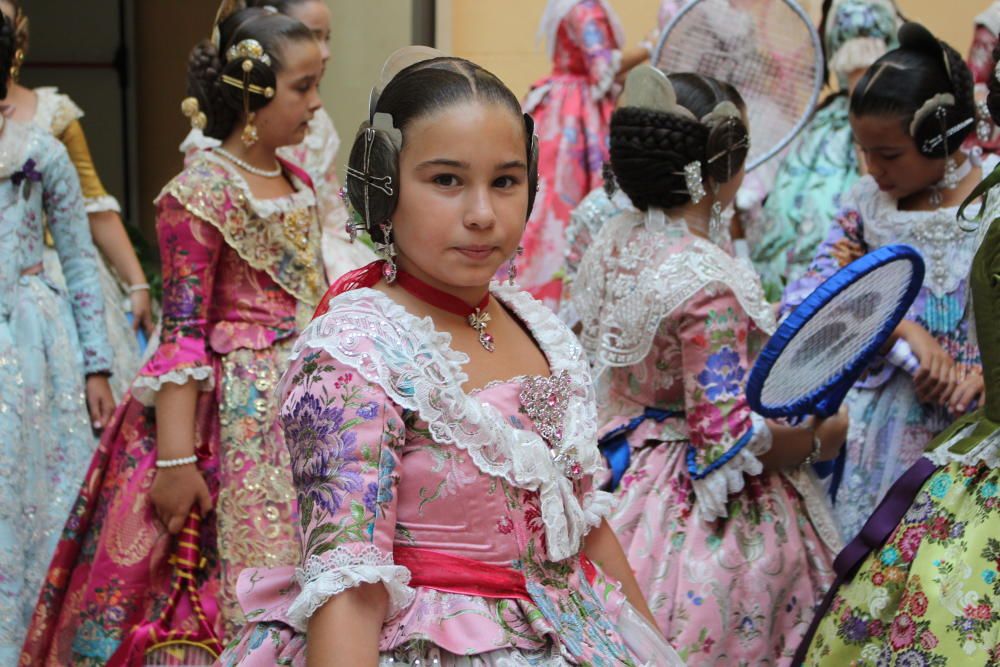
[392, 100, 530, 295]
[253, 38, 323, 148]
[286, 0, 331, 64]
[850, 112, 945, 201]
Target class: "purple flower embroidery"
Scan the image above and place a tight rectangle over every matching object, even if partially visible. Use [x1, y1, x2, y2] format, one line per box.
[357, 401, 380, 421]
[286, 393, 360, 515]
[363, 481, 379, 513]
[283, 393, 346, 452]
[697, 346, 745, 401]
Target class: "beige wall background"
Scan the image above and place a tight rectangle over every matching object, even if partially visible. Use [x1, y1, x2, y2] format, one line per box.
[436, 1, 981, 104]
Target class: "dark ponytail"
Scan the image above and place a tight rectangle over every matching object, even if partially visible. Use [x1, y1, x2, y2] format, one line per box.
[185, 7, 313, 140]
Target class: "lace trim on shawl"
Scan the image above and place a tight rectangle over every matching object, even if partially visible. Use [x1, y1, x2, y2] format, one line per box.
[691, 413, 772, 521]
[573, 211, 776, 377]
[33, 87, 84, 137]
[852, 155, 999, 297]
[926, 422, 1000, 469]
[287, 286, 604, 562]
[83, 194, 121, 214]
[131, 366, 215, 406]
[581, 489, 615, 527]
[155, 152, 324, 307]
[288, 547, 414, 632]
[0, 119, 36, 178]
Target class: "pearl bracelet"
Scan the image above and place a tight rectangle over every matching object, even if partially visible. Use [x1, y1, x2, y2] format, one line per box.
[127, 283, 151, 294]
[156, 455, 198, 469]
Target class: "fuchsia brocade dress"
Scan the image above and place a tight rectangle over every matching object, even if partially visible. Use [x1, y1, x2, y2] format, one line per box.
[220, 281, 682, 665]
[571, 212, 841, 665]
[521, 0, 622, 307]
[20, 151, 326, 665]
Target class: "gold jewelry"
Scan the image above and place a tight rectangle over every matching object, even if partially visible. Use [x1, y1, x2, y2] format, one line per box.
[181, 96, 208, 130]
[220, 74, 274, 99]
[241, 112, 258, 148]
[226, 38, 271, 66]
[9, 48, 24, 83]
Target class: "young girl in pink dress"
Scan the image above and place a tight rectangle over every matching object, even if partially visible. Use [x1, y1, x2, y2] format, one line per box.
[571, 66, 847, 665]
[219, 50, 682, 665]
[520, 0, 650, 307]
[21, 8, 327, 663]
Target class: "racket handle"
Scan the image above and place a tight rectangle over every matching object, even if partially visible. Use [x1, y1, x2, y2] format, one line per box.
[886, 339, 920, 376]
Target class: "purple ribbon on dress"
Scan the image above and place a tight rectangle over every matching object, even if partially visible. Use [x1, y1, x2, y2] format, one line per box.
[11, 158, 41, 186]
[792, 457, 938, 665]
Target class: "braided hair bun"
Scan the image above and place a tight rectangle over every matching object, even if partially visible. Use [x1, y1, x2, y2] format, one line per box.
[185, 7, 312, 140]
[609, 72, 748, 212]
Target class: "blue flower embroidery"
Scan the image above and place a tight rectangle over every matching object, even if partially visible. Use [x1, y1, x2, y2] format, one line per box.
[980, 481, 997, 499]
[697, 346, 745, 401]
[880, 545, 900, 566]
[929, 473, 952, 499]
[357, 401, 380, 421]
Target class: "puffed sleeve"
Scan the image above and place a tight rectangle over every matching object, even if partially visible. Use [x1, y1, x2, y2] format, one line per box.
[677, 288, 772, 520]
[58, 120, 121, 214]
[131, 195, 223, 404]
[281, 348, 413, 631]
[41, 138, 113, 375]
[564, 1, 622, 100]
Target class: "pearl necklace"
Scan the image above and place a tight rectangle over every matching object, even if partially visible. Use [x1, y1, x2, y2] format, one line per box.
[214, 147, 283, 178]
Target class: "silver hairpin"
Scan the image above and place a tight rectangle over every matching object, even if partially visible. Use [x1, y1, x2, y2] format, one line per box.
[345, 127, 395, 226]
[683, 161, 706, 203]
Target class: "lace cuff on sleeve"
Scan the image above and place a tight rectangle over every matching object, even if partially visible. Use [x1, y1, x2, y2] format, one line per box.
[287, 546, 415, 633]
[131, 366, 214, 406]
[692, 412, 772, 521]
[84, 194, 122, 214]
[582, 489, 616, 528]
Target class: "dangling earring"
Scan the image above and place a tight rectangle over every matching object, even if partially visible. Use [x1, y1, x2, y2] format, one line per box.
[10, 48, 24, 83]
[942, 156, 959, 190]
[377, 220, 397, 283]
[241, 111, 258, 147]
[709, 183, 729, 247]
[507, 245, 524, 285]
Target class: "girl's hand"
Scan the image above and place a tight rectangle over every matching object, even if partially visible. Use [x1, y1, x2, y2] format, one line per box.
[130, 288, 155, 336]
[947, 370, 984, 416]
[831, 238, 864, 267]
[813, 408, 849, 461]
[898, 321, 957, 404]
[150, 464, 213, 534]
[86, 374, 115, 430]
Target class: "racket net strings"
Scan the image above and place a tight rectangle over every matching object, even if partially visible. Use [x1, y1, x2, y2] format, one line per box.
[653, 0, 823, 170]
[758, 260, 915, 407]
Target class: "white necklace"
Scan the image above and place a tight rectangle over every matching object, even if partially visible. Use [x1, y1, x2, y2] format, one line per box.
[214, 147, 283, 178]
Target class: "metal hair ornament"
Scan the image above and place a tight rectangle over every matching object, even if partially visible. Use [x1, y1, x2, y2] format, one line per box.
[345, 112, 399, 228]
[221, 39, 275, 147]
[181, 96, 208, 130]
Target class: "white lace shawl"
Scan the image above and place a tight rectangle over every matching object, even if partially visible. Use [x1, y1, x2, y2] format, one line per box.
[287, 285, 614, 563]
[852, 154, 999, 298]
[925, 422, 1000, 470]
[572, 209, 777, 378]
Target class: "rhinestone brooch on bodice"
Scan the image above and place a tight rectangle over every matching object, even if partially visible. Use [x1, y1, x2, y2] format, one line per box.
[519, 370, 582, 478]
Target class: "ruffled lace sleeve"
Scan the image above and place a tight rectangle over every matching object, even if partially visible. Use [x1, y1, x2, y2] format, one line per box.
[132, 195, 223, 404]
[281, 347, 414, 631]
[677, 286, 773, 521]
[565, 1, 622, 100]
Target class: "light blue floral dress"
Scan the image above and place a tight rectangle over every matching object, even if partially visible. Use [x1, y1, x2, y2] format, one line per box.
[0, 119, 111, 661]
[751, 0, 898, 302]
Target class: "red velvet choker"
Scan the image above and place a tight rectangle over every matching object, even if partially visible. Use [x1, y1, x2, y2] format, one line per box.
[394, 269, 495, 352]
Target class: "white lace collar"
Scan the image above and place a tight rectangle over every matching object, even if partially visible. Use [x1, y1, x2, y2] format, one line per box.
[287, 284, 603, 562]
[853, 154, 1000, 297]
[31, 87, 83, 136]
[573, 209, 776, 375]
[0, 119, 39, 179]
[200, 149, 316, 216]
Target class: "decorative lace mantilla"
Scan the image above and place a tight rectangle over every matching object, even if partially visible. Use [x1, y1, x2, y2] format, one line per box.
[572, 209, 776, 376]
[33, 87, 84, 137]
[288, 285, 604, 562]
[853, 156, 998, 297]
[288, 545, 414, 632]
